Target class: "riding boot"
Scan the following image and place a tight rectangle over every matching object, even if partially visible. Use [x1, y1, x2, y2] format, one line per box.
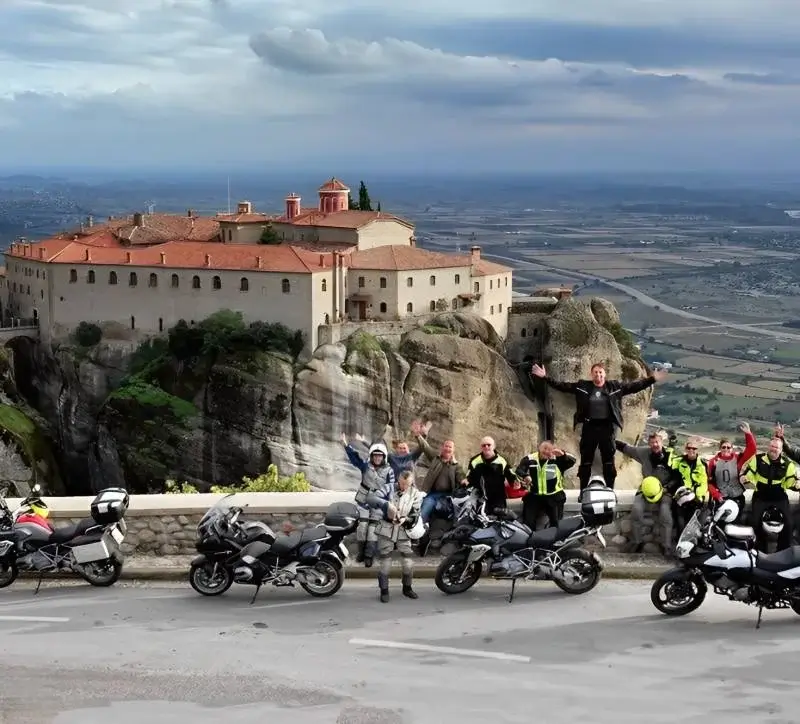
[356, 542, 366, 563]
[402, 573, 418, 599]
[378, 573, 390, 603]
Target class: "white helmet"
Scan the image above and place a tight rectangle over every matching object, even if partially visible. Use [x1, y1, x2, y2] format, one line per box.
[761, 508, 785, 536]
[673, 486, 696, 507]
[368, 443, 388, 459]
[714, 499, 739, 524]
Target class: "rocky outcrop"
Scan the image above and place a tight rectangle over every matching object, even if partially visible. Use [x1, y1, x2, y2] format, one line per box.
[4, 301, 653, 493]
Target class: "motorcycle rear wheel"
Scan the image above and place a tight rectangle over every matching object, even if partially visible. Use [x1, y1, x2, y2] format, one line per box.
[0, 560, 18, 588]
[76, 558, 123, 587]
[651, 569, 707, 616]
[435, 552, 483, 595]
[300, 560, 344, 598]
[553, 549, 602, 595]
[189, 562, 234, 596]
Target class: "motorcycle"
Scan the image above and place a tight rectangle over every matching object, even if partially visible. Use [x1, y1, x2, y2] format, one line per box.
[650, 498, 800, 628]
[0, 484, 129, 592]
[434, 481, 615, 602]
[189, 494, 286, 596]
[191, 500, 359, 603]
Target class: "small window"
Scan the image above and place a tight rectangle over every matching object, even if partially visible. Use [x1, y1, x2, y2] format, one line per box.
[521, 328, 527, 338]
[379, 277, 387, 289]
[213, 276, 221, 290]
[87, 270, 95, 284]
[455, 274, 460, 284]
[240, 277, 249, 292]
[159, 317, 164, 332]
[282, 278, 290, 293]
[69, 269, 77, 283]
[505, 277, 508, 287]
[451, 298, 457, 310]
[149, 273, 158, 288]
[406, 277, 413, 288]
[171, 274, 179, 288]
[474, 282, 480, 293]
[130, 316, 135, 329]
[129, 272, 138, 287]
[380, 302, 387, 313]
[499, 304, 503, 313]
[40, 290, 44, 299]
[109, 271, 118, 285]
[430, 275, 436, 286]
[490, 305, 494, 314]
[26, 285, 30, 295]
[321, 279, 327, 292]
[192, 275, 201, 289]
[429, 300, 436, 312]
[490, 280, 493, 290]
[406, 302, 413, 313]
[358, 276, 365, 288]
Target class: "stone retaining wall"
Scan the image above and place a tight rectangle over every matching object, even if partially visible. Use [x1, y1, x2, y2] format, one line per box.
[4, 490, 720, 558]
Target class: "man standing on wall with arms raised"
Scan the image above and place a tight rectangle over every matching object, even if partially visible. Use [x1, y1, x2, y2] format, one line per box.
[530, 361, 668, 490]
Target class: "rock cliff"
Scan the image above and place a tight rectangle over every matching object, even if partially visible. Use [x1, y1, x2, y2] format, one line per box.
[1, 298, 654, 494]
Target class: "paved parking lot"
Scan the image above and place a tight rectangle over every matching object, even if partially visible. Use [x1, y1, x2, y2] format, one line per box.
[0, 577, 799, 723]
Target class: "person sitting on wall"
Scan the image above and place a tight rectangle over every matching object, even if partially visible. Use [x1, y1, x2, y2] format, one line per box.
[515, 441, 576, 530]
[463, 437, 520, 514]
[341, 433, 395, 568]
[530, 361, 668, 490]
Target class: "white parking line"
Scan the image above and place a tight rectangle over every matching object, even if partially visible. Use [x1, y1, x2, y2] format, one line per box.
[0, 615, 70, 623]
[348, 638, 531, 663]
[249, 599, 331, 610]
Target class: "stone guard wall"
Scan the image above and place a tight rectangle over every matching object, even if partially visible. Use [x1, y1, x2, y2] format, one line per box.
[3, 490, 701, 558]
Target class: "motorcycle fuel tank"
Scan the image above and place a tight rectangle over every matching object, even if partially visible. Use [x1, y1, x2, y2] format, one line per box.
[14, 521, 52, 545]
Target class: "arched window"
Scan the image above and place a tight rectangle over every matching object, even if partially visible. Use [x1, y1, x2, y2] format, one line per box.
[321, 279, 327, 292]
[149, 273, 158, 287]
[171, 274, 179, 288]
[380, 302, 387, 313]
[430, 275, 436, 286]
[129, 272, 138, 286]
[69, 269, 77, 283]
[379, 277, 387, 289]
[406, 302, 413, 313]
[455, 274, 460, 284]
[406, 277, 413, 287]
[281, 278, 290, 293]
[429, 300, 436, 312]
[192, 275, 201, 289]
[109, 271, 118, 285]
[87, 270, 95, 284]
[521, 328, 527, 338]
[240, 277, 249, 292]
[212, 276, 221, 290]
[474, 282, 480, 293]
[451, 298, 458, 310]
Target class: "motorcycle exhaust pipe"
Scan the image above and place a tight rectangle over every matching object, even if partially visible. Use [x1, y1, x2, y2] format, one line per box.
[233, 566, 253, 582]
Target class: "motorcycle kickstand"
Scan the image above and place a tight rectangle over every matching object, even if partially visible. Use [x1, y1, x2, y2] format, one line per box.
[249, 583, 263, 605]
[33, 572, 45, 596]
[507, 578, 517, 604]
[756, 605, 764, 630]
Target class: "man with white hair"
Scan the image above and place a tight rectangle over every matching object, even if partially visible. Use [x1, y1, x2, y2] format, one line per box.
[463, 436, 519, 514]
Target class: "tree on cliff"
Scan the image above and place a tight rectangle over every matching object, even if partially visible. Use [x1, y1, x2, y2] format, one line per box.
[347, 181, 375, 211]
[258, 223, 280, 245]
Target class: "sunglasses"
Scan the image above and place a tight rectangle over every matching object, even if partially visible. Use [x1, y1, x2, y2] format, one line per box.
[686, 447, 698, 451]
[720, 445, 732, 450]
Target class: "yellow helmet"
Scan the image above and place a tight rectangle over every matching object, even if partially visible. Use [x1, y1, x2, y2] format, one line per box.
[641, 476, 663, 503]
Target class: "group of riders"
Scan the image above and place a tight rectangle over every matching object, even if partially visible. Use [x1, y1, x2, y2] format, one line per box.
[339, 360, 800, 601]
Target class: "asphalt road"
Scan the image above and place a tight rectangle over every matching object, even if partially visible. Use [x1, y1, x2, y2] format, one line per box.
[0, 577, 798, 723]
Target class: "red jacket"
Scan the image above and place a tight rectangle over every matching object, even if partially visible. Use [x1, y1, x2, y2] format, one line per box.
[505, 480, 527, 499]
[706, 431, 757, 502]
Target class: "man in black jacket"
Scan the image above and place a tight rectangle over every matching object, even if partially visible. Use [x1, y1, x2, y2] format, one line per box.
[463, 437, 519, 513]
[531, 361, 668, 489]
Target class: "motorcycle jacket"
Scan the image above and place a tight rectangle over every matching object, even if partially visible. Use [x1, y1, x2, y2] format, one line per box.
[669, 456, 710, 503]
[466, 452, 518, 511]
[742, 453, 797, 498]
[515, 451, 576, 496]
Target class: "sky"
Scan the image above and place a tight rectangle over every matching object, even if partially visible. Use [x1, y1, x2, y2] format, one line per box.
[2, 0, 800, 174]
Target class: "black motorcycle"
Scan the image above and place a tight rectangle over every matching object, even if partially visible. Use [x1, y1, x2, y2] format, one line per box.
[434, 482, 615, 601]
[0, 484, 129, 592]
[190, 498, 358, 603]
[651, 498, 800, 628]
[189, 494, 280, 596]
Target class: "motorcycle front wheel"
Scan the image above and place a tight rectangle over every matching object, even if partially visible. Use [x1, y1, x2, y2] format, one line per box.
[553, 549, 602, 595]
[651, 568, 707, 616]
[0, 560, 18, 588]
[76, 558, 123, 587]
[189, 561, 234, 596]
[300, 560, 344, 598]
[435, 552, 483, 595]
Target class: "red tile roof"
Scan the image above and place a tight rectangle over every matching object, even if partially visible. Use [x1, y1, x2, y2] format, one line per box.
[276, 209, 414, 230]
[347, 245, 471, 271]
[318, 177, 350, 192]
[8, 240, 334, 274]
[472, 259, 513, 276]
[214, 212, 276, 225]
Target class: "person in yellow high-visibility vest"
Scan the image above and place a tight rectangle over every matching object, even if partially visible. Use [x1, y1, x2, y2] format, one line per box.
[515, 440, 576, 530]
[667, 438, 710, 532]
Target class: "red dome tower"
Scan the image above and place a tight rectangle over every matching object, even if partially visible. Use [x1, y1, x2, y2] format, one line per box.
[318, 178, 350, 214]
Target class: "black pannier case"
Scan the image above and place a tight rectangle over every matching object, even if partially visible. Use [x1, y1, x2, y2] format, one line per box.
[91, 487, 130, 525]
[580, 485, 618, 526]
[324, 502, 359, 532]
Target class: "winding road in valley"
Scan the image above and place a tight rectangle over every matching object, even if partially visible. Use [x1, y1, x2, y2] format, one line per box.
[485, 252, 800, 343]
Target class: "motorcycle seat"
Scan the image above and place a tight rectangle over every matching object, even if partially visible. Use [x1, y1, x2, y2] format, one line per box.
[756, 546, 800, 572]
[49, 517, 98, 544]
[527, 516, 584, 548]
[270, 526, 328, 554]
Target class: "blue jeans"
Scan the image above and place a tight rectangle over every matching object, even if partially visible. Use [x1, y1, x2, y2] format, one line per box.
[420, 492, 445, 523]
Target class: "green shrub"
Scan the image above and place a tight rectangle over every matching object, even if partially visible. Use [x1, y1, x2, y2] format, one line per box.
[346, 331, 381, 357]
[110, 380, 197, 420]
[421, 324, 452, 335]
[164, 464, 311, 494]
[74, 321, 102, 347]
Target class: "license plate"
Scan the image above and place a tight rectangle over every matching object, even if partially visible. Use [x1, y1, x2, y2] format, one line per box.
[109, 525, 125, 545]
[338, 541, 349, 559]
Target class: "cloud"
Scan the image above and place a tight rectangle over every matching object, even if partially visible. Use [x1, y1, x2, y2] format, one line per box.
[2, 0, 800, 172]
